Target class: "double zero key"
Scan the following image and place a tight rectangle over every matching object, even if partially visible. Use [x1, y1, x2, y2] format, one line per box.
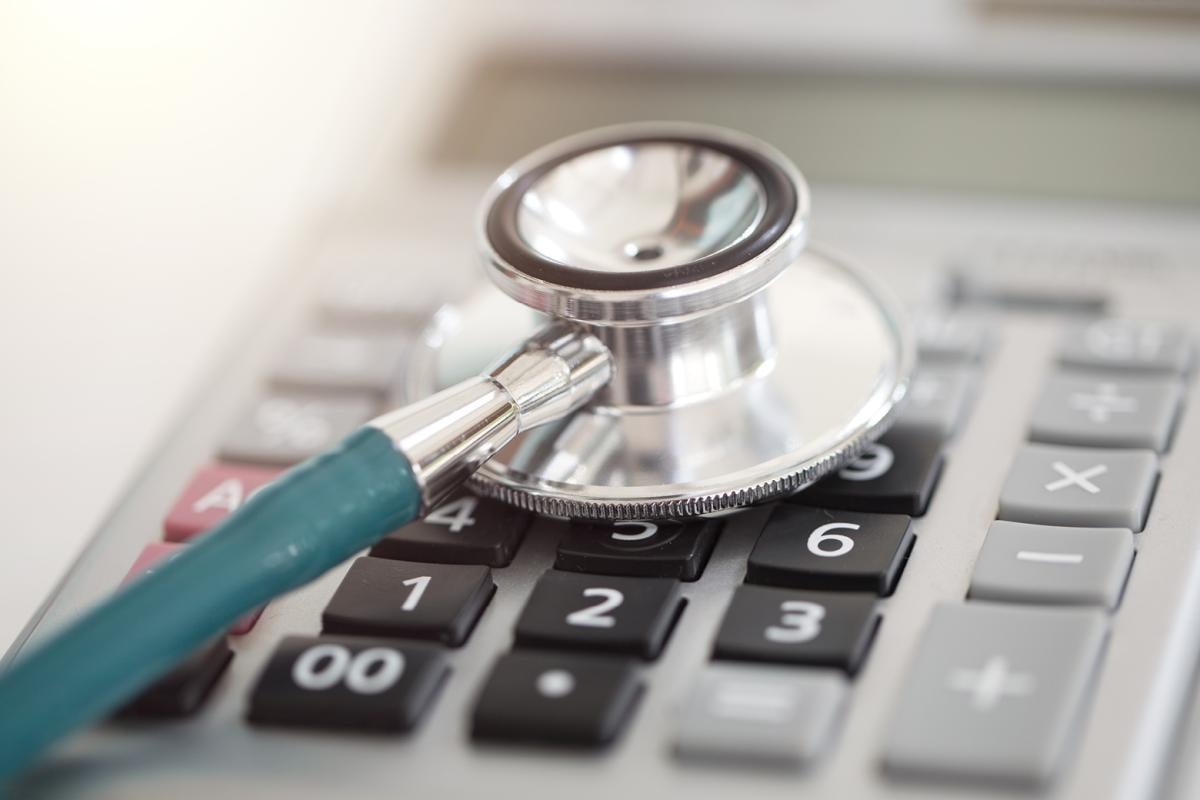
[248, 636, 449, 733]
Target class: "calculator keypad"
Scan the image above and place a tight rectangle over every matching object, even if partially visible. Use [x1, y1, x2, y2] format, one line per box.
[106, 266, 1199, 795]
[322, 557, 494, 646]
[712, 586, 879, 674]
[247, 636, 448, 733]
[471, 651, 642, 747]
[514, 570, 684, 659]
[747, 506, 914, 595]
[554, 519, 719, 581]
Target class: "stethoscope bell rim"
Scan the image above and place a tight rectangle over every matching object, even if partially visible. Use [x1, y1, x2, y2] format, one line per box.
[478, 122, 811, 324]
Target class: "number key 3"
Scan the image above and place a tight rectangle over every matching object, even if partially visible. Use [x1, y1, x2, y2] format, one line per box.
[515, 571, 685, 659]
[713, 585, 879, 674]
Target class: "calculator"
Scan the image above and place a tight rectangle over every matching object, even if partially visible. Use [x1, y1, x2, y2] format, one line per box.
[8, 25, 1200, 796]
[7, 171, 1200, 799]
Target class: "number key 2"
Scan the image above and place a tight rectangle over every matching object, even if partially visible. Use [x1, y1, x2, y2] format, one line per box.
[247, 635, 449, 732]
[322, 557, 494, 646]
[371, 493, 532, 567]
[515, 571, 685, 659]
[713, 585, 879, 674]
[747, 506, 915, 595]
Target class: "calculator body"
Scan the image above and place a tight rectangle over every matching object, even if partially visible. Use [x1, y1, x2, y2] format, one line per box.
[8, 5, 1200, 798]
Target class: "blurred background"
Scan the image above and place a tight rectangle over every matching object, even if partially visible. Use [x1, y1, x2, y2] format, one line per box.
[2, 0, 1199, 650]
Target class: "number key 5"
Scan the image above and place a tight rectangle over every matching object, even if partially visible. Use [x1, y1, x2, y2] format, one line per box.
[515, 571, 685, 659]
[713, 585, 879, 674]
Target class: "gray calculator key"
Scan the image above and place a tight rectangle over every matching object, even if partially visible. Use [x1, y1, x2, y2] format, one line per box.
[998, 444, 1158, 531]
[1059, 319, 1193, 375]
[272, 330, 409, 394]
[318, 243, 455, 325]
[916, 314, 992, 363]
[893, 365, 976, 440]
[675, 664, 847, 768]
[969, 521, 1134, 609]
[1029, 371, 1182, 452]
[883, 603, 1108, 788]
[220, 390, 377, 466]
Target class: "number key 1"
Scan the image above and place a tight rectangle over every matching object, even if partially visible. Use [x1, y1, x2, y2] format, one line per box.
[713, 585, 879, 674]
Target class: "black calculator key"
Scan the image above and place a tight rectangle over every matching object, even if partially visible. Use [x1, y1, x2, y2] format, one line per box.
[371, 493, 531, 567]
[555, 519, 720, 581]
[792, 430, 944, 516]
[322, 557, 494, 646]
[713, 585, 879, 674]
[247, 635, 448, 733]
[116, 637, 232, 719]
[514, 570, 684, 659]
[471, 651, 642, 747]
[747, 506, 915, 595]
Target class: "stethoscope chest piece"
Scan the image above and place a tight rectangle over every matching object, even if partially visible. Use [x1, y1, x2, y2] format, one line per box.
[410, 122, 914, 519]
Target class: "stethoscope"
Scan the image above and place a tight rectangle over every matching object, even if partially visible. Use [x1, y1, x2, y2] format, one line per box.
[0, 122, 912, 778]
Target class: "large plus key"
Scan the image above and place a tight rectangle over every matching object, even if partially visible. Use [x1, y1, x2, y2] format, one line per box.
[882, 603, 1108, 788]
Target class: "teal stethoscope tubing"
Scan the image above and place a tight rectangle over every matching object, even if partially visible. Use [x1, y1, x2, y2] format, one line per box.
[0, 426, 422, 782]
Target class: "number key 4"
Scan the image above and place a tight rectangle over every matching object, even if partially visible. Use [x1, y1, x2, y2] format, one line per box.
[515, 571, 685, 659]
[713, 585, 879, 674]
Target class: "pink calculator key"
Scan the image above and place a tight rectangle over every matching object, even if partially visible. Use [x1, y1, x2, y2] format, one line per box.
[164, 462, 281, 542]
[122, 542, 184, 583]
[122, 541, 264, 635]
